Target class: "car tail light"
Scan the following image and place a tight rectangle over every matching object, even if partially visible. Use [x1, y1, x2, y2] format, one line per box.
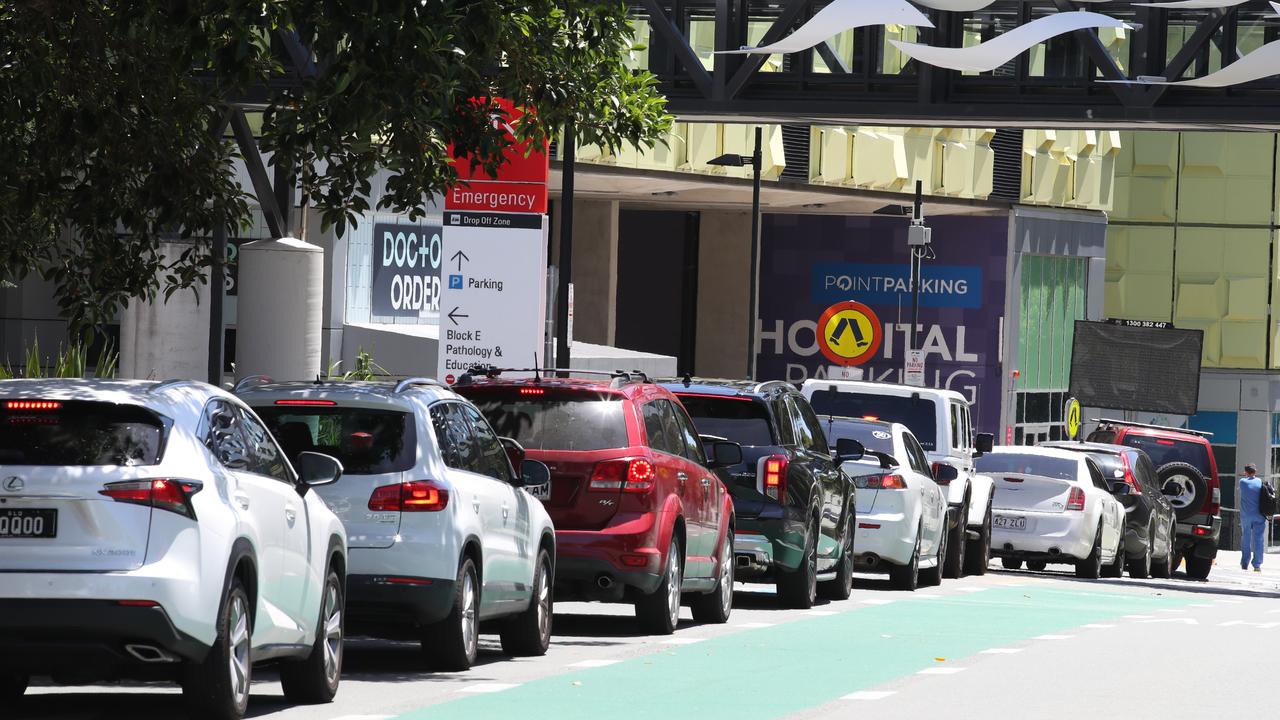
[589, 459, 655, 492]
[858, 522, 881, 529]
[368, 481, 449, 512]
[858, 474, 906, 490]
[5, 400, 62, 411]
[1066, 486, 1086, 511]
[116, 600, 160, 607]
[519, 387, 546, 396]
[1119, 454, 1142, 495]
[100, 479, 202, 519]
[761, 454, 788, 501]
[1193, 525, 1211, 537]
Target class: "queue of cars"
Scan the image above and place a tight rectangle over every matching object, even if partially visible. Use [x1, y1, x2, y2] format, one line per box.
[0, 373, 1218, 719]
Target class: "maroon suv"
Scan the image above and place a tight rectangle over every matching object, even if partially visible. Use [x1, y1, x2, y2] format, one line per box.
[455, 369, 740, 634]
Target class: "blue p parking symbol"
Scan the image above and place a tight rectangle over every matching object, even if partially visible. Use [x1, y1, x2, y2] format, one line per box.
[449, 275, 464, 290]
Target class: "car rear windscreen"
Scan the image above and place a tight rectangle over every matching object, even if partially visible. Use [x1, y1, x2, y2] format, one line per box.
[0, 400, 165, 466]
[806, 390, 938, 450]
[467, 391, 629, 451]
[823, 419, 895, 456]
[256, 407, 416, 474]
[1069, 321, 1203, 416]
[1119, 435, 1212, 478]
[675, 395, 774, 447]
[975, 453, 1078, 481]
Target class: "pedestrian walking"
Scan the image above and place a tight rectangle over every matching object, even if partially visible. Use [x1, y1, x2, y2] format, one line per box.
[1238, 464, 1269, 572]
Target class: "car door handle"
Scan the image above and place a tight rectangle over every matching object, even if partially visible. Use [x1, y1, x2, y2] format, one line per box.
[285, 506, 297, 525]
[472, 498, 481, 514]
[233, 492, 250, 510]
[701, 478, 711, 487]
[677, 472, 689, 482]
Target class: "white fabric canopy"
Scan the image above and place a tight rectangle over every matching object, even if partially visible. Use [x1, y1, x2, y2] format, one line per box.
[718, 0, 932, 55]
[890, 11, 1130, 73]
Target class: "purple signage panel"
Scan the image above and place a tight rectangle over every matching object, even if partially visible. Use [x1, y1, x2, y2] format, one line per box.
[756, 214, 1009, 434]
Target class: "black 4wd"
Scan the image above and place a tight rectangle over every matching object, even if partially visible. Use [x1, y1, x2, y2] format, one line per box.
[662, 379, 856, 608]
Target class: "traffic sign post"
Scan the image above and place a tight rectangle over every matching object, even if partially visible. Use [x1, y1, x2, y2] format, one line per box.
[904, 349, 926, 387]
[816, 300, 883, 367]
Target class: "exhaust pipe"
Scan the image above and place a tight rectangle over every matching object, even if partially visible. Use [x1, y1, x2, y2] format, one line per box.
[735, 556, 753, 569]
[595, 574, 615, 590]
[1048, 548, 1061, 556]
[125, 644, 179, 663]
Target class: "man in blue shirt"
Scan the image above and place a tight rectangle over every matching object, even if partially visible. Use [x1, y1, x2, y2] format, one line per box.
[1238, 464, 1266, 572]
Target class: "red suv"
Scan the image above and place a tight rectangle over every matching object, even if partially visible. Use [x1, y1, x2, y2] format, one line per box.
[1086, 419, 1220, 580]
[455, 369, 740, 634]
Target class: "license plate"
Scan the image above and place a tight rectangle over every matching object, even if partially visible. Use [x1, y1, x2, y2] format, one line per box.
[0, 508, 58, 538]
[993, 514, 1027, 531]
[528, 481, 551, 501]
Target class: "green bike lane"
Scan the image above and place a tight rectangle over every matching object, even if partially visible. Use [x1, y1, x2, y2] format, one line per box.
[393, 585, 1191, 720]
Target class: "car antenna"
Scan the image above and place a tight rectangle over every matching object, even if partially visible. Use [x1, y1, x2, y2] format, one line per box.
[682, 371, 692, 387]
[314, 374, 323, 385]
[533, 353, 542, 383]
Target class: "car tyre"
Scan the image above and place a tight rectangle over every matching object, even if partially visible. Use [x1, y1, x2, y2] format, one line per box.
[1026, 560, 1047, 572]
[636, 539, 683, 634]
[280, 568, 344, 704]
[500, 549, 554, 655]
[920, 520, 947, 587]
[778, 521, 818, 609]
[1151, 525, 1176, 579]
[183, 578, 252, 720]
[819, 520, 855, 601]
[1102, 539, 1126, 579]
[964, 506, 992, 576]
[1185, 553, 1213, 581]
[0, 673, 27, 702]
[943, 503, 967, 579]
[692, 530, 735, 623]
[1129, 523, 1153, 579]
[1074, 528, 1103, 580]
[1000, 557, 1023, 571]
[425, 557, 479, 671]
[890, 531, 921, 592]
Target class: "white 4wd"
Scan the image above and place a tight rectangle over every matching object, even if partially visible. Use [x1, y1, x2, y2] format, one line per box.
[237, 378, 556, 671]
[801, 379, 996, 578]
[0, 379, 348, 720]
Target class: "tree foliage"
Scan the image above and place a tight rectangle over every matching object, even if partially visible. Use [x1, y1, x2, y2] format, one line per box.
[0, 1, 672, 333]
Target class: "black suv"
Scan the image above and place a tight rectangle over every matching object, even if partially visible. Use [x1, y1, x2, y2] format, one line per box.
[661, 379, 856, 608]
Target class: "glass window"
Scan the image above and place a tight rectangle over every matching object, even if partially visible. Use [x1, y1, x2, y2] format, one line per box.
[430, 403, 469, 471]
[459, 404, 513, 482]
[807, 390, 939, 451]
[0, 400, 165, 466]
[256, 406, 416, 474]
[1135, 453, 1160, 495]
[823, 419, 896, 456]
[975, 452, 1079, 481]
[904, 433, 931, 476]
[463, 388, 630, 452]
[950, 403, 962, 452]
[668, 401, 707, 465]
[676, 394, 775, 448]
[790, 395, 831, 455]
[1119, 436, 1213, 477]
[1086, 459, 1109, 490]
[643, 401, 681, 456]
[237, 408, 294, 483]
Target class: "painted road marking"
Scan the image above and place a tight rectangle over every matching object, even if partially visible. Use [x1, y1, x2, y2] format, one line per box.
[1190, 603, 1215, 608]
[1138, 618, 1198, 625]
[805, 610, 838, 616]
[331, 716, 394, 720]
[841, 691, 897, 701]
[861, 599, 895, 605]
[913, 594, 942, 600]
[661, 637, 705, 645]
[459, 684, 520, 694]
[1033, 634, 1073, 640]
[980, 648, 1022, 654]
[1122, 614, 1154, 619]
[734, 622, 776, 628]
[1081, 624, 1115, 629]
[1156, 608, 1186, 613]
[1219, 621, 1280, 628]
[567, 659, 622, 668]
[955, 587, 985, 593]
[917, 667, 965, 675]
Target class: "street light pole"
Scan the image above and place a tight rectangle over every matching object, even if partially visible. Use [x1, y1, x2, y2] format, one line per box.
[747, 127, 762, 381]
[909, 180, 924, 352]
[555, 122, 576, 376]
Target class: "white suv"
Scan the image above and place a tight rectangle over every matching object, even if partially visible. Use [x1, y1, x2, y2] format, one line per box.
[801, 379, 996, 578]
[0, 379, 348, 720]
[237, 378, 556, 671]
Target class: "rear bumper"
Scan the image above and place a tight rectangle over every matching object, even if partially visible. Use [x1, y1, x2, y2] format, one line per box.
[734, 516, 807, 578]
[0, 599, 209, 676]
[1174, 515, 1221, 558]
[553, 512, 667, 596]
[345, 574, 457, 636]
[991, 510, 1093, 560]
[854, 512, 917, 568]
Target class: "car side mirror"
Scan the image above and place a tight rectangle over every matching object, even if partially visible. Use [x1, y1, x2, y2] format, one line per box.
[297, 451, 343, 488]
[518, 459, 551, 495]
[974, 433, 994, 456]
[500, 437, 526, 473]
[934, 464, 960, 483]
[835, 438, 865, 462]
[1109, 481, 1131, 496]
[706, 441, 744, 469]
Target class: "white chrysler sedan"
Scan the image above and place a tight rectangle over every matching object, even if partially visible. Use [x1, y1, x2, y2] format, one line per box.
[976, 446, 1126, 579]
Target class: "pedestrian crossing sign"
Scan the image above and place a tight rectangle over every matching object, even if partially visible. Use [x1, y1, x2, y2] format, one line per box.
[816, 301, 882, 366]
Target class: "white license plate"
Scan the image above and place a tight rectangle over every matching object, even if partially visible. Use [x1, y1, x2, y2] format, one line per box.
[993, 514, 1027, 531]
[528, 482, 551, 501]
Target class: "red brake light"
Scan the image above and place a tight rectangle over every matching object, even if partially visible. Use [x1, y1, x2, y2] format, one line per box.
[878, 474, 906, 490]
[1120, 453, 1141, 495]
[1155, 439, 1175, 446]
[589, 459, 655, 492]
[1193, 525, 1211, 537]
[863, 415, 879, 421]
[368, 481, 449, 512]
[1066, 486, 1086, 511]
[274, 399, 337, 406]
[100, 479, 202, 518]
[5, 400, 61, 411]
[116, 600, 160, 607]
[626, 459, 655, 492]
[761, 454, 788, 501]
[519, 387, 546, 396]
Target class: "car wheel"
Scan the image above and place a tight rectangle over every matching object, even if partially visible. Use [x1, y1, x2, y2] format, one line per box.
[425, 557, 479, 671]
[1074, 527, 1103, 580]
[183, 578, 252, 720]
[280, 567, 344, 704]
[500, 549, 554, 655]
[1129, 524, 1153, 579]
[778, 521, 818, 609]
[692, 529, 736, 623]
[890, 530, 921, 592]
[943, 503, 967, 579]
[1157, 462, 1209, 522]
[819, 519, 855, 601]
[1185, 554, 1213, 581]
[0, 673, 27, 702]
[1102, 538, 1126, 579]
[1151, 525, 1176, 579]
[964, 506, 992, 576]
[921, 520, 947, 587]
[1026, 560, 1047, 572]
[636, 538, 683, 634]
[1000, 557, 1023, 571]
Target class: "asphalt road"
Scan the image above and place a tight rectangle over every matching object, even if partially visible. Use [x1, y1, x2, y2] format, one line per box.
[17, 557, 1280, 720]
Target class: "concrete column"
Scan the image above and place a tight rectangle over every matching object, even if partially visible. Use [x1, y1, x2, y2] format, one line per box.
[119, 242, 211, 381]
[552, 199, 619, 346]
[305, 207, 346, 374]
[695, 211, 752, 379]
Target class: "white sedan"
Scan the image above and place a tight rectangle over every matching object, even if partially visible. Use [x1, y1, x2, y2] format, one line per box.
[824, 417, 948, 591]
[976, 446, 1126, 579]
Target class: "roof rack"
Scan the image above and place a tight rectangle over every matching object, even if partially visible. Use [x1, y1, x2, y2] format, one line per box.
[1092, 417, 1214, 438]
[393, 377, 444, 394]
[458, 366, 650, 388]
[232, 375, 273, 392]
